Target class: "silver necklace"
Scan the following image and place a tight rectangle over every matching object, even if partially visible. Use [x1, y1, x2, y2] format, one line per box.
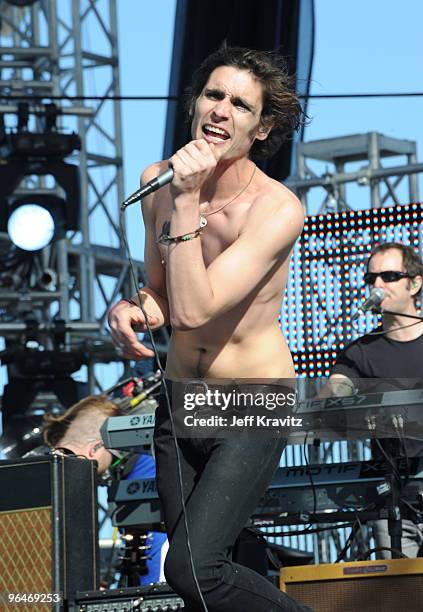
[199, 163, 256, 228]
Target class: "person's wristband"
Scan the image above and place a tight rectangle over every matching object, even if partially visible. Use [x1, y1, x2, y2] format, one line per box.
[107, 297, 139, 329]
[157, 217, 207, 245]
[120, 297, 139, 307]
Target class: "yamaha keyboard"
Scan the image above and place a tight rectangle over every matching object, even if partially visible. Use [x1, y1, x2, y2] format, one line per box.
[291, 388, 423, 442]
[251, 457, 423, 527]
[108, 477, 164, 529]
[100, 412, 155, 451]
[99, 390, 423, 449]
[298, 388, 423, 413]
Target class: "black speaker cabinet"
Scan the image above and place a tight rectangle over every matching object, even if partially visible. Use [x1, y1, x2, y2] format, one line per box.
[280, 558, 423, 612]
[0, 455, 99, 610]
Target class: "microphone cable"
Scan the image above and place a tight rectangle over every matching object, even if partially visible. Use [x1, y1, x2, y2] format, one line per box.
[365, 319, 423, 336]
[117, 209, 209, 612]
[300, 431, 318, 531]
[353, 309, 423, 336]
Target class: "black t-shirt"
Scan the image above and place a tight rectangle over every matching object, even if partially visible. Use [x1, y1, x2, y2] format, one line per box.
[332, 330, 423, 457]
[333, 330, 423, 383]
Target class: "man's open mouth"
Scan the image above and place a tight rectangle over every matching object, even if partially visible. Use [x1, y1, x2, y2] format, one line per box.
[202, 124, 230, 140]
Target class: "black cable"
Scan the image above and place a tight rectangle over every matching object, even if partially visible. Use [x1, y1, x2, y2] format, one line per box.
[381, 310, 423, 321]
[374, 438, 402, 484]
[2, 92, 423, 102]
[340, 510, 367, 563]
[258, 522, 354, 538]
[301, 432, 318, 531]
[400, 497, 423, 523]
[362, 546, 409, 560]
[302, 92, 423, 99]
[366, 318, 423, 336]
[335, 519, 360, 563]
[118, 211, 208, 612]
[0, 95, 178, 101]
[394, 418, 410, 489]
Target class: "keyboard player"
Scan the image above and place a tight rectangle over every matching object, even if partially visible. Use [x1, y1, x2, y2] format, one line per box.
[321, 242, 423, 558]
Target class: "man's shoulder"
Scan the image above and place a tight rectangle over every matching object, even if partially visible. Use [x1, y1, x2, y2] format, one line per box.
[249, 173, 304, 232]
[342, 329, 385, 352]
[255, 173, 301, 207]
[141, 160, 168, 185]
[140, 161, 171, 220]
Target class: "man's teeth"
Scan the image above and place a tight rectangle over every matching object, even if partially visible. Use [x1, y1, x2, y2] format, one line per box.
[204, 125, 228, 138]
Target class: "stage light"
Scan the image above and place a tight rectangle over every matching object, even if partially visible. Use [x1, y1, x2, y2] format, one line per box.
[0, 131, 80, 160]
[6, 194, 68, 251]
[0, 161, 80, 244]
[0, 118, 81, 243]
[8, 205, 54, 251]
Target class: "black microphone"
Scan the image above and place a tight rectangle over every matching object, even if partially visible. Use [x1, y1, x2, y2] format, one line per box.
[121, 166, 174, 210]
[352, 287, 385, 321]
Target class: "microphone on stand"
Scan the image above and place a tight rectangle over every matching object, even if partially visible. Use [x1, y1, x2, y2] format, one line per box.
[121, 166, 174, 210]
[352, 287, 385, 321]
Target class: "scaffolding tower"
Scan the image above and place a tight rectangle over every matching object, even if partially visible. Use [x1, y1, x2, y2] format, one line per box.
[0, 0, 169, 395]
[288, 132, 422, 213]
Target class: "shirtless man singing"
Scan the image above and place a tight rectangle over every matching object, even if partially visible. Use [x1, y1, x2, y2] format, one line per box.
[109, 46, 310, 612]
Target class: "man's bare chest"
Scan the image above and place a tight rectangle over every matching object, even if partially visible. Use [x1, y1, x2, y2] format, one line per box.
[155, 208, 242, 268]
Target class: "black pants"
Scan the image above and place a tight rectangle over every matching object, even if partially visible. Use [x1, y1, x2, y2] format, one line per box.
[154, 384, 310, 612]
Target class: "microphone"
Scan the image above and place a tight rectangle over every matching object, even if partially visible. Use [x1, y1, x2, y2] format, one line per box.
[352, 287, 385, 321]
[121, 166, 174, 210]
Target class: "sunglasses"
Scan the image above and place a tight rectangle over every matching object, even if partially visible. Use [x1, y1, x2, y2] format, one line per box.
[364, 270, 411, 285]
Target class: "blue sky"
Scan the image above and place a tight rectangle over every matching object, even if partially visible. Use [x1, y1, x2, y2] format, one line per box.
[117, 0, 177, 259]
[306, 1, 422, 175]
[117, 0, 422, 247]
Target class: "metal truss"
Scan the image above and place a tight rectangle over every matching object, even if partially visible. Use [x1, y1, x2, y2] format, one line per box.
[288, 132, 422, 213]
[0, 0, 169, 394]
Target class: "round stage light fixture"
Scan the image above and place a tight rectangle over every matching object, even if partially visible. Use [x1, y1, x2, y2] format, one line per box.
[7, 204, 55, 251]
[6, 194, 68, 252]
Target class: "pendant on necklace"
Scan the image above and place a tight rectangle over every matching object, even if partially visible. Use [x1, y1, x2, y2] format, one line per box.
[200, 216, 208, 228]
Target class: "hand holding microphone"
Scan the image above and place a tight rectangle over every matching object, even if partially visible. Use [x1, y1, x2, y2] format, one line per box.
[121, 140, 220, 210]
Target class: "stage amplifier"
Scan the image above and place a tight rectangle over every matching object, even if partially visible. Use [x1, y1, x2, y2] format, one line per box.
[280, 558, 423, 612]
[0, 455, 99, 611]
[69, 584, 184, 611]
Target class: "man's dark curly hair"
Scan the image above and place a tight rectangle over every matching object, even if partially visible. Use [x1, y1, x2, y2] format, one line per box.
[186, 44, 304, 160]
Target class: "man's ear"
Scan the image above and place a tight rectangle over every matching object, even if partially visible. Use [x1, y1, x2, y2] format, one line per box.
[87, 440, 103, 458]
[255, 120, 272, 141]
[411, 275, 422, 295]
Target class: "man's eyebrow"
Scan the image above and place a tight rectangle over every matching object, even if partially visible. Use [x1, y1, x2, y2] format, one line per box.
[204, 87, 224, 97]
[232, 96, 255, 111]
[205, 87, 256, 112]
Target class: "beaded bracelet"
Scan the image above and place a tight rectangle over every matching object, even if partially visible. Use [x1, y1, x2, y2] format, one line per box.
[121, 297, 139, 307]
[157, 217, 207, 246]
